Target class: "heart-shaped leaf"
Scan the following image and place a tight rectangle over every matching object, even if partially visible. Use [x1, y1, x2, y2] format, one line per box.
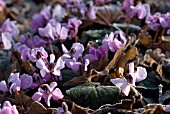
[66, 82, 120, 109]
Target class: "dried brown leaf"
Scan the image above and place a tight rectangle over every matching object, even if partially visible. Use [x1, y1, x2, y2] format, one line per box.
[152, 41, 170, 52]
[144, 104, 169, 114]
[117, 47, 138, 68]
[64, 69, 109, 86]
[106, 44, 125, 70]
[72, 102, 91, 114]
[138, 30, 152, 47]
[113, 97, 135, 110]
[26, 101, 53, 114]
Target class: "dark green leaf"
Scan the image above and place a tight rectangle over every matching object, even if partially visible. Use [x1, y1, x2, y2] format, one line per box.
[81, 30, 113, 45]
[60, 69, 80, 91]
[66, 82, 120, 109]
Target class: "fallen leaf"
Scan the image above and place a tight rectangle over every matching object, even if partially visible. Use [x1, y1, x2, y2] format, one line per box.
[72, 102, 91, 114]
[138, 30, 152, 47]
[117, 47, 138, 68]
[64, 69, 109, 86]
[106, 44, 125, 70]
[26, 101, 53, 114]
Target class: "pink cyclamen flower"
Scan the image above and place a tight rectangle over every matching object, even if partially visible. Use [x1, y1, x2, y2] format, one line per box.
[30, 6, 52, 32]
[0, 0, 5, 12]
[32, 82, 64, 106]
[146, 12, 169, 31]
[67, 18, 82, 38]
[62, 43, 90, 72]
[0, 73, 33, 93]
[29, 47, 48, 62]
[30, 73, 46, 89]
[36, 54, 65, 77]
[122, 0, 134, 11]
[18, 44, 31, 61]
[86, 1, 97, 20]
[0, 101, 19, 114]
[110, 62, 147, 96]
[38, 21, 68, 41]
[52, 4, 67, 19]
[1, 18, 19, 37]
[126, 3, 150, 20]
[102, 31, 127, 52]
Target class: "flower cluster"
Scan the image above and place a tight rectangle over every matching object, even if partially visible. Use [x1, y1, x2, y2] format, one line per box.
[146, 12, 170, 34]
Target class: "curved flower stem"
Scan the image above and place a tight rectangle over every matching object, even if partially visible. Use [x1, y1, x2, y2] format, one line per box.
[160, 28, 165, 39]
[126, 19, 130, 35]
[15, 90, 24, 113]
[48, 40, 54, 54]
[153, 28, 160, 43]
[75, 36, 79, 42]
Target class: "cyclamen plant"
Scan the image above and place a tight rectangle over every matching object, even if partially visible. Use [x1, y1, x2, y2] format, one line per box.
[0, 73, 33, 93]
[110, 62, 147, 96]
[1, 0, 170, 113]
[32, 82, 63, 106]
[102, 31, 127, 52]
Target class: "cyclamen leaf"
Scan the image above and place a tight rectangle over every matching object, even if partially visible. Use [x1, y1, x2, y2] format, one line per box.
[66, 82, 120, 109]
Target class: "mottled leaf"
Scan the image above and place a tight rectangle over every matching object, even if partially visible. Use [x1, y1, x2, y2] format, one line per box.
[66, 82, 120, 109]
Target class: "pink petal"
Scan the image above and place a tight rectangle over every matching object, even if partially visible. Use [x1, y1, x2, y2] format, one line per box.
[44, 94, 52, 106]
[129, 62, 134, 74]
[20, 74, 33, 89]
[135, 67, 147, 82]
[108, 38, 122, 52]
[11, 105, 19, 114]
[52, 88, 64, 100]
[56, 23, 61, 36]
[9, 83, 20, 94]
[36, 59, 46, 69]
[59, 27, 68, 40]
[2, 101, 12, 108]
[65, 59, 81, 71]
[159, 17, 168, 28]
[72, 43, 84, 60]
[50, 54, 55, 63]
[32, 92, 43, 101]
[61, 44, 69, 54]
[110, 78, 130, 96]
[49, 82, 57, 90]
[1, 32, 12, 50]
[83, 54, 98, 63]
[0, 81, 8, 92]
[8, 73, 20, 84]
[55, 57, 65, 70]
[40, 68, 48, 77]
